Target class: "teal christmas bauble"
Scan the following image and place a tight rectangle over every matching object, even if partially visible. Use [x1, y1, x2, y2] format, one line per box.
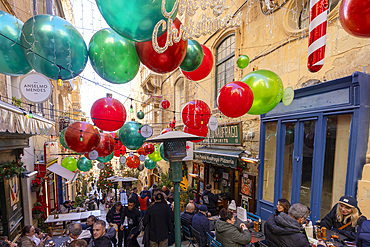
[180, 40, 203, 72]
[60, 128, 70, 150]
[137, 110, 144, 120]
[77, 157, 93, 172]
[144, 157, 157, 170]
[159, 143, 169, 161]
[97, 152, 114, 163]
[119, 121, 146, 150]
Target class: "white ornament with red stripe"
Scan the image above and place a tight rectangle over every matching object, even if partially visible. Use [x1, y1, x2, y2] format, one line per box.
[307, 0, 328, 72]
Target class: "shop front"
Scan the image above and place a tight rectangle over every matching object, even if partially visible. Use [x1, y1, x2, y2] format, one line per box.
[192, 122, 258, 213]
[257, 72, 370, 222]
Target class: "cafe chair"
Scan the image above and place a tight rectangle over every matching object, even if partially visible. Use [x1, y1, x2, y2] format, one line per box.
[206, 232, 221, 247]
[190, 225, 203, 247]
[182, 225, 195, 247]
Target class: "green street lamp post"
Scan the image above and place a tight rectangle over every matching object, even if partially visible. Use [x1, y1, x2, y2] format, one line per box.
[146, 131, 202, 247]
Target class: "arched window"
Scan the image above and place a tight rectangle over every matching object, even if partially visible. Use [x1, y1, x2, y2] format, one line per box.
[215, 35, 235, 101]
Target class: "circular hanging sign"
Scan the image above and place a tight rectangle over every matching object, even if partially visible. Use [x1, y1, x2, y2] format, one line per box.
[97, 162, 105, 169]
[139, 154, 145, 161]
[129, 151, 134, 157]
[140, 125, 153, 138]
[120, 156, 127, 164]
[20, 73, 52, 103]
[208, 116, 218, 131]
[282, 87, 294, 106]
[88, 150, 99, 160]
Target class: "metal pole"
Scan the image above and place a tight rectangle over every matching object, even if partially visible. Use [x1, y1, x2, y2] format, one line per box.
[174, 181, 181, 247]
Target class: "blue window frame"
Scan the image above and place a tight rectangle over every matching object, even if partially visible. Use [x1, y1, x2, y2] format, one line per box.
[257, 72, 370, 222]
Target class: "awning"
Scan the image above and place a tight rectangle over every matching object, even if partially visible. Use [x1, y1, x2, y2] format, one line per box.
[107, 176, 138, 182]
[193, 147, 246, 169]
[0, 100, 55, 135]
[47, 163, 77, 182]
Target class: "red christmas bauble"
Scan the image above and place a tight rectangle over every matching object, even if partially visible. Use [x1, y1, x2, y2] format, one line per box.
[114, 145, 127, 157]
[90, 97, 126, 131]
[135, 18, 187, 74]
[142, 143, 155, 154]
[339, 0, 370, 38]
[182, 100, 211, 129]
[169, 121, 175, 129]
[161, 99, 170, 109]
[217, 81, 254, 118]
[114, 138, 123, 150]
[94, 133, 115, 157]
[64, 122, 101, 153]
[161, 128, 172, 135]
[126, 155, 140, 169]
[181, 45, 214, 81]
[137, 146, 147, 155]
[184, 125, 208, 143]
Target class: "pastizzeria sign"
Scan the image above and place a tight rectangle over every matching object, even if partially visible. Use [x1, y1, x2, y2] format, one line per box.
[20, 73, 52, 103]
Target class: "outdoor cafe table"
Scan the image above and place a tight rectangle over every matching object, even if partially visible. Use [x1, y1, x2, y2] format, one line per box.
[80, 210, 101, 219]
[44, 210, 101, 223]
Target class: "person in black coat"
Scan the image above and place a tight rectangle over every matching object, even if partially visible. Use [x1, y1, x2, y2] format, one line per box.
[192, 205, 214, 247]
[88, 220, 113, 247]
[265, 203, 326, 247]
[201, 184, 218, 216]
[181, 203, 196, 230]
[122, 198, 141, 247]
[106, 202, 124, 247]
[130, 187, 140, 209]
[357, 220, 370, 247]
[143, 191, 173, 247]
[320, 196, 367, 241]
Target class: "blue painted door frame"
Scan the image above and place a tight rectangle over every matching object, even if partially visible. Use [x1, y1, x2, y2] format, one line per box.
[257, 72, 370, 222]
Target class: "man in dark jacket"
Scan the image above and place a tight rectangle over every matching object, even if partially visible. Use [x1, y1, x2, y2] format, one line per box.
[192, 205, 214, 247]
[88, 220, 113, 247]
[106, 202, 124, 247]
[357, 220, 370, 247]
[123, 198, 141, 247]
[130, 187, 140, 209]
[265, 203, 326, 247]
[181, 203, 196, 229]
[201, 184, 218, 216]
[143, 191, 173, 247]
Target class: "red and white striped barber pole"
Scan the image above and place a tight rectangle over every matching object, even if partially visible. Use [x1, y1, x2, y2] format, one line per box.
[307, 0, 328, 72]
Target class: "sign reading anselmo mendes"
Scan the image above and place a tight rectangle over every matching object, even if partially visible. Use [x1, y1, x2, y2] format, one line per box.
[202, 122, 243, 146]
[20, 73, 52, 103]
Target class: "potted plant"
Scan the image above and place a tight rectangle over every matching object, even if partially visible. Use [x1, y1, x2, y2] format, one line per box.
[0, 160, 26, 182]
[31, 175, 44, 192]
[32, 202, 46, 219]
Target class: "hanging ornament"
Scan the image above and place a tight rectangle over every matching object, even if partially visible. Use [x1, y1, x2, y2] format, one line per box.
[159, 143, 169, 162]
[119, 121, 146, 150]
[0, 11, 32, 76]
[64, 122, 100, 153]
[119, 156, 127, 165]
[237, 55, 250, 69]
[137, 110, 145, 120]
[182, 100, 211, 129]
[169, 121, 176, 129]
[85, 150, 99, 160]
[142, 143, 155, 155]
[184, 126, 208, 143]
[126, 155, 140, 169]
[181, 45, 214, 81]
[148, 144, 162, 162]
[137, 163, 144, 171]
[89, 28, 140, 84]
[137, 146, 147, 156]
[135, 18, 187, 74]
[62, 157, 78, 172]
[144, 157, 157, 169]
[97, 152, 114, 163]
[91, 96, 127, 131]
[21, 14, 87, 80]
[307, 0, 328, 72]
[339, 0, 370, 38]
[114, 137, 123, 150]
[114, 145, 127, 157]
[139, 154, 146, 162]
[97, 163, 105, 169]
[180, 40, 204, 72]
[94, 133, 116, 157]
[161, 99, 170, 109]
[241, 70, 283, 115]
[77, 157, 93, 172]
[217, 81, 254, 118]
[60, 128, 70, 150]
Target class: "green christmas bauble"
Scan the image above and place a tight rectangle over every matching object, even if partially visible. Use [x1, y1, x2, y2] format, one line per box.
[137, 110, 144, 120]
[180, 40, 203, 72]
[159, 143, 169, 161]
[97, 152, 114, 163]
[119, 121, 146, 150]
[60, 128, 70, 150]
[148, 144, 162, 162]
[237, 55, 250, 69]
[77, 157, 93, 172]
[144, 157, 157, 170]
[61, 157, 77, 172]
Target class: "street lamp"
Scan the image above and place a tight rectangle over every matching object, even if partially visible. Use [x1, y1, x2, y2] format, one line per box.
[146, 131, 203, 247]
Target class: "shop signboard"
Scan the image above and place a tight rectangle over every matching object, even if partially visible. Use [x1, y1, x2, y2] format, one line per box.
[202, 122, 242, 146]
[193, 152, 237, 168]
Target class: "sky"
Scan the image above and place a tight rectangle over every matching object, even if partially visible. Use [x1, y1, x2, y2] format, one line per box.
[70, 0, 137, 119]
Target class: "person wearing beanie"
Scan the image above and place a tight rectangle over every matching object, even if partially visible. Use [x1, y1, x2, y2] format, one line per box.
[192, 205, 214, 247]
[320, 195, 367, 241]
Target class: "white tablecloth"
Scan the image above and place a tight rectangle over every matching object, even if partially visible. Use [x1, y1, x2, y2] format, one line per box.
[44, 210, 102, 223]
